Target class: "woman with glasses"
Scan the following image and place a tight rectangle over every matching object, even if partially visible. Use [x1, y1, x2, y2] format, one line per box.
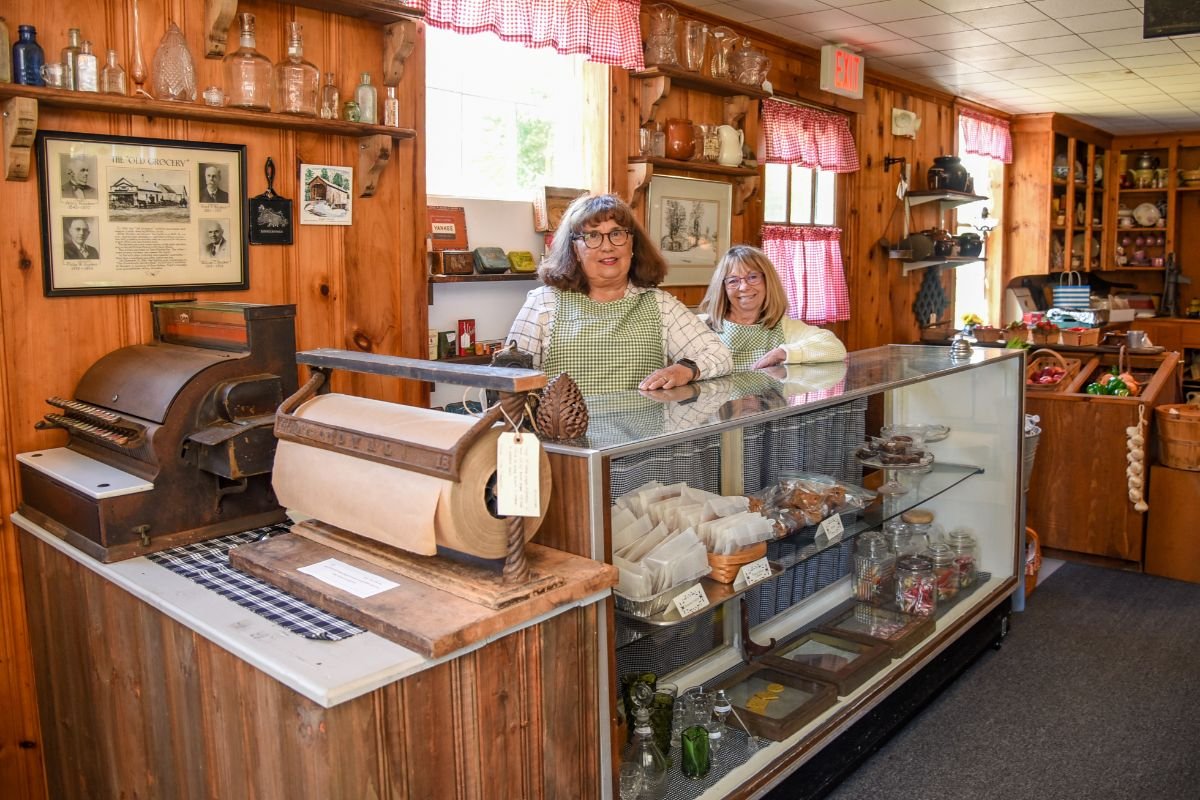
[507, 194, 731, 395]
[699, 245, 845, 370]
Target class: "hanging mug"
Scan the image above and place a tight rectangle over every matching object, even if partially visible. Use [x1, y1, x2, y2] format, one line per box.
[716, 124, 743, 167]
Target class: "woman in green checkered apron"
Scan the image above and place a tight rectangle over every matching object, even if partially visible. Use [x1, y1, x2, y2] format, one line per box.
[506, 194, 731, 396]
[699, 245, 846, 370]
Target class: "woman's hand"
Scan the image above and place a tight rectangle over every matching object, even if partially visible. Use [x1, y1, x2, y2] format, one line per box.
[638, 363, 696, 391]
[751, 347, 787, 369]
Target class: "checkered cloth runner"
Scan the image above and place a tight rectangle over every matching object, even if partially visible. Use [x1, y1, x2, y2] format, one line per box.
[412, 0, 644, 70]
[960, 108, 1013, 164]
[762, 99, 860, 172]
[147, 524, 365, 641]
[761, 225, 850, 325]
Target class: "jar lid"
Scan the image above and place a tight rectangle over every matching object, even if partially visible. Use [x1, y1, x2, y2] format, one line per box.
[857, 531, 889, 556]
[896, 554, 932, 572]
[926, 542, 954, 565]
[901, 509, 934, 525]
[946, 529, 976, 548]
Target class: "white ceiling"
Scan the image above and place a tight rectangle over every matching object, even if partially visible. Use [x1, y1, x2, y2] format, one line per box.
[686, 0, 1200, 135]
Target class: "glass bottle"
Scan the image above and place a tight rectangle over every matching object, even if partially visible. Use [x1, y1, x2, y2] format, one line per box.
[899, 508, 937, 553]
[0, 17, 10, 84]
[13, 25, 46, 86]
[383, 85, 399, 127]
[709, 689, 732, 754]
[681, 724, 711, 780]
[61, 27, 81, 90]
[224, 12, 272, 111]
[151, 22, 196, 101]
[319, 71, 339, 120]
[75, 40, 98, 92]
[925, 542, 959, 602]
[853, 531, 895, 606]
[355, 72, 377, 124]
[895, 554, 936, 617]
[101, 49, 126, 95]
[946, 529, 979, 588]
[341, 99, 360, 122]
[619, 686, 667, 800]
[274, 21, 318, 116]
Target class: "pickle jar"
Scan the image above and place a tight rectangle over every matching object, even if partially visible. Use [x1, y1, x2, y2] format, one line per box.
[895, 554, 936, 617]
[853, 531, 895, 606]
[946, 529, 979, 588]
[925, 543, 958, 601]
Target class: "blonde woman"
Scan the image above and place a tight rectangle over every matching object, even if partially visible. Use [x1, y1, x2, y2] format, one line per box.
[699, 245, 846, 370]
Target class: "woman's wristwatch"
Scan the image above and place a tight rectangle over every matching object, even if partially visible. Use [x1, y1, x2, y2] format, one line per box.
[675, 358, 700, 381]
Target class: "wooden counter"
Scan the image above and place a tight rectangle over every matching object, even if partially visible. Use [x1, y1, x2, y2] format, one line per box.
[1025, 349, 1182, 564]
[16, 515, 610, 799]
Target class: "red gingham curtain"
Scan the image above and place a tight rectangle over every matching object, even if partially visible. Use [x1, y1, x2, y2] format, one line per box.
[959, 108, 1012, 164]
[762, 225, 850, 325]
[761, 99, 859, 172]
[411, 0, 644, 70]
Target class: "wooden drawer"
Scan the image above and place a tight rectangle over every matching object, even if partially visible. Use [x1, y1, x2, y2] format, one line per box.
[1180, 322, 1200, 348]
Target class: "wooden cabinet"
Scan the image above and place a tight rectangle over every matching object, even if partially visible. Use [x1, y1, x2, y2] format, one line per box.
[1145, 464, 1200, 583]
[1008, 114, 1111, 282]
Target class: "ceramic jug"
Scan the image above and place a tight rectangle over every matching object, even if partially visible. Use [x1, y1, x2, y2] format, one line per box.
[716, 125, 743, 167]
[664, 118, 695, 160]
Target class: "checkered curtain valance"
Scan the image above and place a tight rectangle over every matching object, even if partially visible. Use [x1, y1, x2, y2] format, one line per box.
[411, 0, 645, 70]
[959, 108, 1012, 164]
[761, 99, 860, 172]
[761, 225, 850, 325]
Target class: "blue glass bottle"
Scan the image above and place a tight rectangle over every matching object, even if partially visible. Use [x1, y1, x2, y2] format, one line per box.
[13, 25, 45, 86]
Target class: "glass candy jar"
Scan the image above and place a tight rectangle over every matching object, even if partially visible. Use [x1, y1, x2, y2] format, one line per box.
[151, 23, 196, 101]
[900, 509, 936, 552]
[274, 21, 318, 116]
[946, 529, 979, 588]
[925, 543, 959, 601]
[895, 554, 936, 617]
[854, 531, 895, 606]
[224, 12, 272, 110]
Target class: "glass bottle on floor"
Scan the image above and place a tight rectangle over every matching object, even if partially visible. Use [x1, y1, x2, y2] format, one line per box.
[274, 21, 318, 116]
[224, 12, 272, 110]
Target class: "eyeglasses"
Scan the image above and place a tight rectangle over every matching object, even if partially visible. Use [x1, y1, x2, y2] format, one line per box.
[572, 228, 632, 249]
[723, 272, 764, 288]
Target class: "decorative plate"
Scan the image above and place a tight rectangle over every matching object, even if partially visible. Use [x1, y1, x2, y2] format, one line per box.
[1133, 202, 1161, 227]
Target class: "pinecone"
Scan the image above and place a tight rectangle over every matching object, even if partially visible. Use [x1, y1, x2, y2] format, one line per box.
[535, 373, 588, 440]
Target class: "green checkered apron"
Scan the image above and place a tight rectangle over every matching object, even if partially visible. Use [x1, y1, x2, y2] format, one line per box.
[543, 289, 664, 395]
[717, 321, 785, 370]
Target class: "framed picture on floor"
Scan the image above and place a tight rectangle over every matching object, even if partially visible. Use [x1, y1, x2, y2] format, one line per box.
[647, 174, 732, 286]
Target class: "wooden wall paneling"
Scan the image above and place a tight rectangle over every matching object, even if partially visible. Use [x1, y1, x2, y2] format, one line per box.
[393, 661, 460, 798]
[535, 452, 595, 557]
[539, 605, 601, 799]
[471, 629, 537, 799]
[159, 615, 209, 799]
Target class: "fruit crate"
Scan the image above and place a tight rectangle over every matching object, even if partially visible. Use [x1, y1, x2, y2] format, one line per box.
[1025, 348, 1082, 393]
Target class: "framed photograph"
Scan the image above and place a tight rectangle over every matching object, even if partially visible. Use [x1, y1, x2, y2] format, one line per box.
[710, 664, 837, 741]
[35, 131, 247, 297]
[762, 629, 892, 697]
[299, 164, 353, 226]
[647, 175, 732, 286]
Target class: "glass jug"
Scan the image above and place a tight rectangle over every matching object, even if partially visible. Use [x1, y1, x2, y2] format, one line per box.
[681, 19, 708, 72]
[643, 4, 678, 67]
[731, 38, 769, 86]
[709, 26, 737, 80]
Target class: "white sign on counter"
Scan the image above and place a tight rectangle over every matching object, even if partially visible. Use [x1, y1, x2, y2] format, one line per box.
[298, 558, 399, 598]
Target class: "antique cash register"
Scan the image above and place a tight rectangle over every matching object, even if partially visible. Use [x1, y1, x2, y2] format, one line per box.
[18, 301, 297, 561]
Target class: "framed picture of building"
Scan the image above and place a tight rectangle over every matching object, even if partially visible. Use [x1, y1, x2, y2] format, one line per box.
[34, 130, 247, 297]
[299, 164, 353, 226]
[646, 174, 732, 286]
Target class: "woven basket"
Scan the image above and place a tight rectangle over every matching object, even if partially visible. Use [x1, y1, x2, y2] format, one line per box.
[1025, 348, 1081, 393]
[1025, 526, 1042, 595]
[1155, 403, 1200, 471]
[707, 541, 768, 584]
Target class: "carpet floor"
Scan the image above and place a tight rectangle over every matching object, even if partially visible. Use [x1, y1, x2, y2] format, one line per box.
[819, 562, 1200, 800]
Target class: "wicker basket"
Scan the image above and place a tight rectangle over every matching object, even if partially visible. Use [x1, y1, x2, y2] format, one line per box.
[707, 541, 768, 584]
[1025, 526, 1042, 595]
[973, 327, 1004, 343]
[1025, 348, 1081, 393]
[1060, 327, 1100, 346]
[1155, 403, 1200, 471]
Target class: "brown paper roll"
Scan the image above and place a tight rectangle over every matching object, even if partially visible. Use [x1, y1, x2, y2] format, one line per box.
[272, 394, 550, 559]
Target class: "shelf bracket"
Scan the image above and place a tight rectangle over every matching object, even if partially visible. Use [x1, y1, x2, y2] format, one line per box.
[723, 95, 751, 129]
[732, 176, 759, 216]
[627, 161, 652, 209]
[357, 134, 392, 197]
[382, 19, 418, 85]
[3, 96, 38, 181]
[203, 0, 239, 58]
[639, 76, 670, 127]
[739, 595, 775, 660]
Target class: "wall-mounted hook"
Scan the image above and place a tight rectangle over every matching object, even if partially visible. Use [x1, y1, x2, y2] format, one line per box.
[883, 154, 907, 172]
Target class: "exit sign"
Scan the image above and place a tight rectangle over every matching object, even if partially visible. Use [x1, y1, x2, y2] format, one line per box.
[820, 44, 864, 99]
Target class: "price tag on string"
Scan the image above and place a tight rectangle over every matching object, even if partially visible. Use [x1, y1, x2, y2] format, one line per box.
[817, 513, 844, 542]
[496, 431, 541, 516]
[673, 584, 709, 618]
[735, 557, 773, 588]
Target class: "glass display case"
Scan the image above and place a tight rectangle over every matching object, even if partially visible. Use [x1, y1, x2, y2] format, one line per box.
[539, 344, 1024, 799]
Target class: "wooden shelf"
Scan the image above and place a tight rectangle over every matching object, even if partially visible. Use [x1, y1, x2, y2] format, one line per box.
[279, 0, 425, 24]
[429, 272, 539, 284]
[886, 253, 984, 276]
[1114, 227, 1168, 233]
[627, 156, 757, 178]
[904, 189, 987, 210]
[630, 66, 770, 99]
[1118, 187, 1168, 194]
[0, 84, 416, 140]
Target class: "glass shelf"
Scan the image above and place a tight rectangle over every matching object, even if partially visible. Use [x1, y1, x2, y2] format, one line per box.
[614, 563, 784, 627]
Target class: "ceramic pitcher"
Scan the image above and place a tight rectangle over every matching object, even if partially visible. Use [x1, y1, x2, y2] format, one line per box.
[716, 125, 743, 167]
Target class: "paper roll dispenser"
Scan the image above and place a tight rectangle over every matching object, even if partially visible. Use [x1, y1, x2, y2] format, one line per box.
[17, 301, 298, 562]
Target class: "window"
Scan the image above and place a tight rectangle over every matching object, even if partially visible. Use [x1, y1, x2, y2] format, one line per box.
[762, 164, 836, 226]
[953, 152, 1003, 325]
[425, 27, 593, 201]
